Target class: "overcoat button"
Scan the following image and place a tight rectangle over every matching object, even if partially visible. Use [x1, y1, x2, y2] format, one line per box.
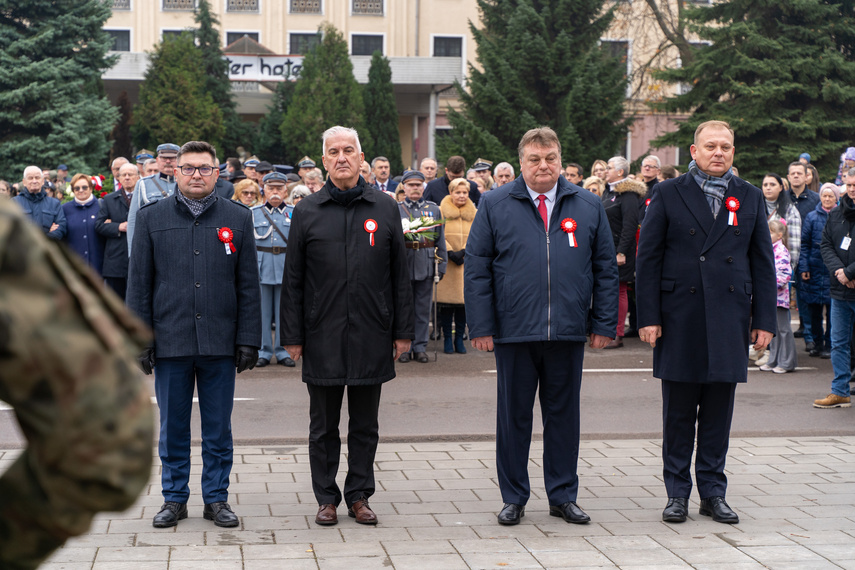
[735, 229, 741, 235]
[194, 249, 200, 255]
[729, 285, 735, 291]
[196, 313, 201, 319]
[727, 256, 733, 263]
[195, 221, 200, 226]
[195, 282, 201, 288]
[700, 256, 705, 261]
[690, 287, 696, 293]
[690, 228, 696, 235]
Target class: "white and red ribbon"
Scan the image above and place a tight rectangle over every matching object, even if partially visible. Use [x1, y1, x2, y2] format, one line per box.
[364, 219, 377, 246]
[561, 218, 578, 247]
[217, 227, 236, 254]
[725, 197, 740, 226]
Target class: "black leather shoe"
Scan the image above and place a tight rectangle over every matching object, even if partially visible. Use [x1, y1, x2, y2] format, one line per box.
[820, 350, 831, 359]
[497, 503, 524, 525]
[794, 327, 805, 338]
[699, 496, 739, 524]
[398, 352, 411, 363]
[255, 357, 269, 368]
[805, 341, 816, 352]
[415, 351, 429, 363]
[662, 497, 688, 522]
[153, 502, 187, 528]
[203, 501, 239, 528]
[279, 357, 296, 367]
[549, 502, 590, 524]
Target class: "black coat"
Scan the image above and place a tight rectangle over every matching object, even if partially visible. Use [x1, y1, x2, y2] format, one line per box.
[603, 178, 646, 282]
[96, 191, 131, 279]
[637, 173, 777, 383]
[424, 175, 481, 207]
[280, 179, 415, 386]
[820, 194, 855, 301]
[127, 194, 262, 358]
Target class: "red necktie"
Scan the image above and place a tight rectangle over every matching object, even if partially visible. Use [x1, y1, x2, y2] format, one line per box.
[537, 195, 548, 232]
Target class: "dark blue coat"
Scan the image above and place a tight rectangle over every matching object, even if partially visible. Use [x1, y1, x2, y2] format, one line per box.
[424, 175, 481, 207]
[797, 201, 832, 305]
[62, 198, 105, 274]
[127, 194, 262, 359]
[820, 194, 855, 301]
[95, 190, 131, 279]
[13, 190, 66, 240]
[636, 174, 777, 383]
[464, 176, 619, 343]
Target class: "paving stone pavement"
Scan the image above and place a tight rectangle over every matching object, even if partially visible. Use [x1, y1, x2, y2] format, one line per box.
[12, 435, 855, 569]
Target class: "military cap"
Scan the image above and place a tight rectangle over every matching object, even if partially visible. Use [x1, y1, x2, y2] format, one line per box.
[156, 143, 180, 157]
[57, 164, 68, 171]
[297, 156, 316, 169]
[286, 173, 302, 182]
[472, 158, 493, 171]
[256, 160, 274, 173]
[262, 171, 288, 185]
[135, 150, 155, 162]
[244, 157, 260, 168]
[401, 170, 426, 183]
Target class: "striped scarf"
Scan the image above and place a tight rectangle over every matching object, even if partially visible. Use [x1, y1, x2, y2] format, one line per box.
[689, 160, 733, 217]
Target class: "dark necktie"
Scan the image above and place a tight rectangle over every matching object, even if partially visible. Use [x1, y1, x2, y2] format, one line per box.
[537, 194, 548, 232]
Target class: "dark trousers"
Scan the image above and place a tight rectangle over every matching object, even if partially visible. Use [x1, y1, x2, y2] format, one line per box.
[808, 302, 831, 351]
[307, 383, 382, 508]
[411, 278, 434, 352]
[440, 305, 466, 338]
[105, 276, 127, 301]
[154, 356, 235, 504]
[494, 341, 584, 506]
[661, 379, 736, 499]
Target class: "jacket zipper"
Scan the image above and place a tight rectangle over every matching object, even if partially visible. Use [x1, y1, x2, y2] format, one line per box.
[546, 229, 552, 340]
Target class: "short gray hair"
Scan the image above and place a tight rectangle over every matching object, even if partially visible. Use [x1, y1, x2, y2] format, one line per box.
[289, 185, 311, 204]
[608, 156, 630, 177]
[847, 167, 855, 179]
[303, 170, 323, 182]
[23, 165, 42, 179]
[495, 162, 514, 175]
[371, 156, 389, 168]
[641, 155, 660, 168]
[420, 157, 437, 167]
[322, 126, 362, 156]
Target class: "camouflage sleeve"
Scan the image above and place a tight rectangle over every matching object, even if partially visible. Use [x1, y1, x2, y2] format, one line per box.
[0, 199, 154, 570]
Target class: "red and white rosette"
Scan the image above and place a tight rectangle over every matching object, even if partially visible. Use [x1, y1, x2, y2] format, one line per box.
[364, 218, 378, 246]
[217, 227, 236, 254]
[725, 197, 740, 226]
[561, 217, 578, 247]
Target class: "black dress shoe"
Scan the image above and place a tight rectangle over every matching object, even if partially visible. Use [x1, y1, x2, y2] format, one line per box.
[255, 357, 270, 368]
[415, 351, 429, 363]
[662, 497, 688, 522]
[805, 341, 816, 352]
[794, 327, 805, 338]
[203, 501, 239, 527]
[623, 328, 639, 338]
[279, 357, 296, 367]
[549, 502, 590, 524]
[810, 348, 820, 357]
[398, 352, 411, 363]
[820, 350, 831, 359]
[153, 502, 187, 528]
[498, 503, 524, 525]
[699, 496, 739, 524]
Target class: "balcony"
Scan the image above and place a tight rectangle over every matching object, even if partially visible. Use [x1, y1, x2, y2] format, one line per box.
[163, 0, 195, 10]
[290, 0, 321, 13]
[352, 0, 383, 16]
[112, 0, 130, 9]
[227, 0, 258, 11]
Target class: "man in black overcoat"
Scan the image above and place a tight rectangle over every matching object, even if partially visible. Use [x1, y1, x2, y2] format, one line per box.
[281, 126, 414, 527]
[637, 120, 776, 525]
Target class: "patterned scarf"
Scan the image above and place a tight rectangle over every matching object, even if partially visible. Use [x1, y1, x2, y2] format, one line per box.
[176, 190, 216, 218]
[689, 159, 733, 217]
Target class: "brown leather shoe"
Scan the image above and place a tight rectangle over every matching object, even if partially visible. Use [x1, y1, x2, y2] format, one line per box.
[348, 498, 378, 525]
[315, 504, 338, 526]
[603, 337, 623, 349]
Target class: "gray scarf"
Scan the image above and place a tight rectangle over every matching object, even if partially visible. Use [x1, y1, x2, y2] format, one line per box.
[689, 160, 733, 217]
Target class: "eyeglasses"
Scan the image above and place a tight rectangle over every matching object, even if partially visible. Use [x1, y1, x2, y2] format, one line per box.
[178, 165, 214, 176]
[72, 185, 90, 191]
[240, 191, 256, 196]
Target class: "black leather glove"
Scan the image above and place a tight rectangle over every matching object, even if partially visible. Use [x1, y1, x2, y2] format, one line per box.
[448, 249, 465, 265]
[138, 347, 155, 375]
[235, 345, 258, 373]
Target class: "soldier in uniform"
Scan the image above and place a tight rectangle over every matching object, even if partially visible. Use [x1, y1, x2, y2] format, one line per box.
[243, 157, 260, 185]
[253, 171, 296, 367]
[134, 149, 155, 177]
[397, 170, 447, 363]
[0, 197, 154, 569]
[126, 143, 179, 257]
[296, 156, 316, 182]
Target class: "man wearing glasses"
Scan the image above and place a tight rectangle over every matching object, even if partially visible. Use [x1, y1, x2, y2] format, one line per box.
[128, 141, 262, 530]
[126, 143, 179, 257]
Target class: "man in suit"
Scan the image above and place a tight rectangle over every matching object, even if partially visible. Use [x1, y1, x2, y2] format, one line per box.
[96, 162, 138, 299]
[423, 156, 482, 207]
[636, 120, 776, 525]
[126, 143, 179, 257]
[465, 127, 619, 526]
[371, 156, 397, 194]
[128, 140, 262, 530]
[281, 126, 414, 527]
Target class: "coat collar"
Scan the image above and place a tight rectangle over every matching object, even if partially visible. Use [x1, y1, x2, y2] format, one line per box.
[315, 176, 377, 205]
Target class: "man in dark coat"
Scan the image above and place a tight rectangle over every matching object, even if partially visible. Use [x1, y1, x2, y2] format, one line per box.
[127, 140, 262, 530]
[424, 155, 481, 206]
[465, 127, 619, 526]
[281, 126, 414, 527]
[13, 166, 66, 240]
[637, 120, 776, 525]
[96, 163, 138, 299]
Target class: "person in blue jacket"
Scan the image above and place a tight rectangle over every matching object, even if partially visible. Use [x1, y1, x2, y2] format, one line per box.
[465, 126, 619, 527]
[62, 173, 105, 274]
[637, 120, 776, 525]
[13, 166, 66, 240]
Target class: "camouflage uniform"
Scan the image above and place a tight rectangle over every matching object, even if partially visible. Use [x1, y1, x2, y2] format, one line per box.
[0, 198, 154, 569]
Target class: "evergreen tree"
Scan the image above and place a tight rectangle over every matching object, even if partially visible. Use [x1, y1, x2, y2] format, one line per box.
[281, 23, 370, 167]
[255, 80, 295, 165]
[363, 52, 404, 173]
[652, 0, 855, 182]
[437, 0, 629, 170]
[132, 33, 225, 153]
[194, 0, 249, 157]
[0, 0, 119, 175]
[110, 91, 134, 163]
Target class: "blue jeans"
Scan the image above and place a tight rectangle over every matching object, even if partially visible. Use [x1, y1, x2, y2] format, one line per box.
[829, 299, 855, 397]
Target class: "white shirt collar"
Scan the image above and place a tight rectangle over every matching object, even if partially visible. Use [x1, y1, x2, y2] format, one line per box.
[526, 183, 558, 203]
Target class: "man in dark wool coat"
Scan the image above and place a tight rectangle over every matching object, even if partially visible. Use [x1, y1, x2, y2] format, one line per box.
[637, 120, 776, 525]
[281, 125, 414, 527]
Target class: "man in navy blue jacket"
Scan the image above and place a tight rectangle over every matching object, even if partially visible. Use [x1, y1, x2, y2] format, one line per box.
[13, 166, 66, 240]
[465, 127, 618, 526]
[637, 120, 776, 525]
[128, 141, 262, 530]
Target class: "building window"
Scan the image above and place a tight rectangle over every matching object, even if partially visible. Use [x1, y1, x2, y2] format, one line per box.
[351, 34, 383, 56]
[433, 36, 462, 57]
[162, 0, 195, 10]
[227, 0, 258, 11]
[353, 0, 383, 16]
[106, 30, 131, 52]
[290, 33, 321, 55]
[112, 0, 130, 9]
[226, 32, 259, 46]
[602, 40, 629, 68]
[290, 0, 321, 13]
[162, 30, 188, 41]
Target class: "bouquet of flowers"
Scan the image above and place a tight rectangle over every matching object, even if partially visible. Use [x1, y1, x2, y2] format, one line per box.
[401, 214, 445, 242]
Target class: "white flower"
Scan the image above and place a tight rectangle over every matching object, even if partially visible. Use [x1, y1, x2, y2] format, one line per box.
[401, 218, 409, 231]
